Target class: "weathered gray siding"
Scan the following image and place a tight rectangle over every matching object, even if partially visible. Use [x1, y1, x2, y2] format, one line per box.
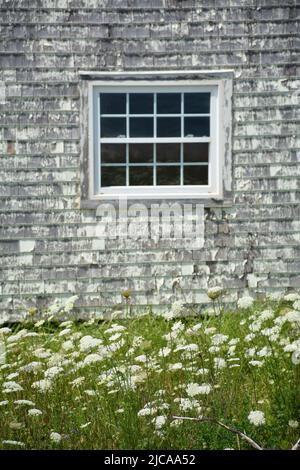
[0, 0, 299, 320]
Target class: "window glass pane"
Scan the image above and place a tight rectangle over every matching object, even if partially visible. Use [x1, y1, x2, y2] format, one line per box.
[101, 144, 126, 164]
[157, 166, 180, 185]
[101, 117, 126, 138]
[101, 166, 126, 187]
[184, 93, 210, 114]
[130, 94, 153, 114]
[184, 165, 208, 185]
[157, 93, 181, 114]
[157, 117, 181, 137]
[156, 143, 181, 163]
[184, 117, 209, 137]
[184, 143, 209, 163]
[130, 166, 153, 186]
[100, 93, 126, 115]
[129, 144, 153, 163]
[130, 118, 153, 137]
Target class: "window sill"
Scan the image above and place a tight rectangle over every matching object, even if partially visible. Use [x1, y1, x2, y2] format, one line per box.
[80, 196, 233, 209]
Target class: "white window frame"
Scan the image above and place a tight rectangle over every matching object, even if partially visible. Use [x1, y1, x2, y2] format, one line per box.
[88, 78, 227, 200]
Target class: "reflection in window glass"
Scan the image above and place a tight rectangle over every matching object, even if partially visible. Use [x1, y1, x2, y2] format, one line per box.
[100, 94, 126, 115]
[130, 94, 153, 114]
[157, 166, 180, 185]
[101, 118, 126, 138]
[129, 144, 153, 163]
[130, 118, 153, 137]
[130, 166, 153, 186]
[101, 144, 126, 164]
[156, 143, 181, 163]
[184, 93, 210, 114]
[101, 166, 126, 187]
[157, 93, 181, 114]
[184, 143, 209, 163]
[184, 165, 208, 185]
[157, 117, 181, 137]
[184, 117, 210, 137]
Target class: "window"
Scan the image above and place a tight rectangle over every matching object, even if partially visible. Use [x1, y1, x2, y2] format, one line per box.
[82, 72, 233, 201]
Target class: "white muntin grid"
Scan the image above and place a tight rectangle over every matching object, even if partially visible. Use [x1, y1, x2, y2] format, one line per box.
[90, 82, 220, 198]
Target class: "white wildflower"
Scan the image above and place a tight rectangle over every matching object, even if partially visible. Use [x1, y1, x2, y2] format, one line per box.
[291, 350, 300, 365]
[32, 379, 52, 392]
[293, 300, 300, 311]
[169, 362, 183, 371]
[158, 347, 171, 358]
[14, 399, 35, 406]
[257, 346, 272, 358]
[2, 381, 23, 393]
[44, 366, 63, 379]
[6, 372, 19, 380]
[83, 353, 103, 366]
[69, 377, 85, 386]
[0, 327, 11, 335]
[285, 310, 300, 325]
[259, 309, 274, 322]
[288, 420, 299, 429]
[175, 397, 202, 412]
[284, 293, 300, 302]
[79, 335, 102, 352]
[207, 286, 223, 300]
[237, 296, 254, 309]
[135, 354, 148, 363]
[109, 333, 122, 342]
[249, 360, 264, 368]
[152, 415, 166, 429]
[19, 361, 43, 373]
[211, 334, 228, 346]
[214, 357, 227, 370]
[33, 348, 52, 359]
[186, 383, 212, 396]
[104, 324, 126, 335]
[58, 328, 72, 337]
[204, 327, 216, 335]
[63, 295, 78, 313]
[249, 321, 262, 332]
[171, 301, 185, 317]
[171, 320, 185, 332]
[28, 408, 42, 416]
[62, 340, 74, 351]
[50, 432, 62, 444]
[248, 410, 265, 426]
[2, 440, 25, 447]
[245, 333, 256, 342]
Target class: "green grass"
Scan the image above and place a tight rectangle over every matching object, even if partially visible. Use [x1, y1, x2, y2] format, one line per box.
[0, 293, 299, 450]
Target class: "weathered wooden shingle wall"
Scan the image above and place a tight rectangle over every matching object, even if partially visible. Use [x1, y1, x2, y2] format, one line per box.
[0, 0, 299, 320]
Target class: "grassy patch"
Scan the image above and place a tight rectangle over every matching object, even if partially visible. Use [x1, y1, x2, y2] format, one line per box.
[0, 294, 299, 450]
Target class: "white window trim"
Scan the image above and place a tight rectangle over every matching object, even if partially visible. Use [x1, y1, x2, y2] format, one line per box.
[88, 78, 227, 200]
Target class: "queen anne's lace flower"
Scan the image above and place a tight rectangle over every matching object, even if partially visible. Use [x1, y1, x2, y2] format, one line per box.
[288, 420, 299, 429]
[32, 379, 52, 392]
[237, 296, 254, 309]
[248, 410, 265, 426]
[50, 432, 62, 444]
[79, 335, 102, 352]
[186, 383, 212, 396]
[207, 286, 223, 300]
[28, 408, 42, 416]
